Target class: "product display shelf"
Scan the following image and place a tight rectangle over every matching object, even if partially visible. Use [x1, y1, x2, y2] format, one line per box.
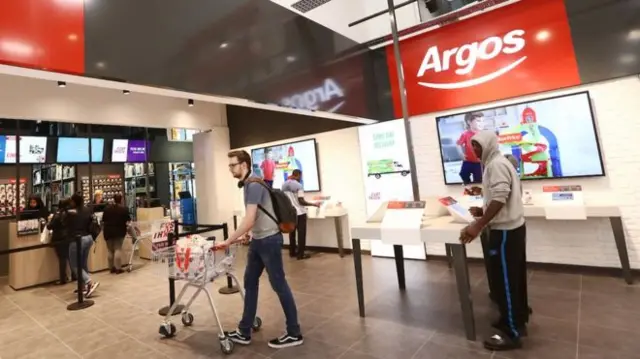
[83, 174, 124, 205]
[124, 162, 156, 220]
[32, 164, 75, 210]
[0, 179, 27, 219]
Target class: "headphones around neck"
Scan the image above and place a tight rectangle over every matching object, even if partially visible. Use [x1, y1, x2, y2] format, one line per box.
[237, 171, 251, 188]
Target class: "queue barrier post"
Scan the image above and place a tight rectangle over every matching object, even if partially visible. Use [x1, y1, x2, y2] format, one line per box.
[218, 222, 240, 295]
[67, 235, 95, 311]
[158, 219, 185, 316]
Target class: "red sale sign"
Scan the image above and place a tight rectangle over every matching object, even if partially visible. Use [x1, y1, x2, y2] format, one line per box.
[386, 0, 580, 117]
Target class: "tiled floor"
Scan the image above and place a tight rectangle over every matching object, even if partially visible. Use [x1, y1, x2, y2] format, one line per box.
[1, 250, 639, 359]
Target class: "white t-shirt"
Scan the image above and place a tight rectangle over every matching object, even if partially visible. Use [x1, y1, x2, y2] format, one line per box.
[281, 179, 306, 216]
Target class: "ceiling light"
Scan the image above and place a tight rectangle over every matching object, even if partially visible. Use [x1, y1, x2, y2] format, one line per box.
[95, 61, 106, 69]
[0, 40, 34, 58]
[188, 99, 194, 107]
[57, 81, 66, 88]
[536, 30, 551, 42]
[286, 55, 297, 63]
[67, 33, 78, 41]
[219, 42, 228, 49]
[619, 54, 636, 65]
[628, 29, 640, 42]
[123, 90, 130, 95]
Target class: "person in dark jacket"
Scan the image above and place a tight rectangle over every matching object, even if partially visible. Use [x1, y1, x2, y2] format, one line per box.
[68, 193, 99, 297]
[102, 193, 130, 274]
[47, 199, 71, 284]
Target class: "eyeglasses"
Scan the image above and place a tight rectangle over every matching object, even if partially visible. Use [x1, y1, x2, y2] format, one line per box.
[228, 163, 241, 168]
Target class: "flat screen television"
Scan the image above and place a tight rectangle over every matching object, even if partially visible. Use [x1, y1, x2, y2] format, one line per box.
[57, 138, 105, 163]
[251, 139, 321, 192]
[111, 139, 150, 162]
[435, 92, 605, 185]
[0, 136, 47, 164]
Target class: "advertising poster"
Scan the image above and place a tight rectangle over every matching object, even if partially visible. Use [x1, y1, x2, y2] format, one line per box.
[251, 139, 320, 192]
[18, 136, 47, 163]
[111, 139, 128, 162]
[358, 120, 426, 260]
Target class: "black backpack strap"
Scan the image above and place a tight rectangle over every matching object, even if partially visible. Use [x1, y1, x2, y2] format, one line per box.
[245, 178, 279, 226]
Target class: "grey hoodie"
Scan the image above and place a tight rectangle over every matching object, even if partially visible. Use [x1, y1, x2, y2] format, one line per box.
[471, 130, 525, 230]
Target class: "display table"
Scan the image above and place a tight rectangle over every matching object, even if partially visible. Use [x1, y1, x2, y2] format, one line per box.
[8, 223, 60, 290]
[351, 216, 476, 340]
[233, 208, 349, 257]
[351, 204, 630, 342]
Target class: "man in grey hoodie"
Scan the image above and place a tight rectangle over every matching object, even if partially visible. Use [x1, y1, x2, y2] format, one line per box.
[460, 130, 528, 352]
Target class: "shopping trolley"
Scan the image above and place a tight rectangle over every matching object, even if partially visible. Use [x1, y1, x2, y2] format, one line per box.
[125, 219, 171, 272]
[154, 236, 262, 355]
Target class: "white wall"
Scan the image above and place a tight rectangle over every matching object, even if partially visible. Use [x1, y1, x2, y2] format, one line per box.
[233, 127, 370, 250]
[411, 76, 640, 268]
[0, 74, 226, 129]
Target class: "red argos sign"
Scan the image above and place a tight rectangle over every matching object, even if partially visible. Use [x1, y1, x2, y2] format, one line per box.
[386, 0, 581, 117]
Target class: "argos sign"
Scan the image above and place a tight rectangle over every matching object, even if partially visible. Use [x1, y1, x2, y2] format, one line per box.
[386, 0, 581, 117]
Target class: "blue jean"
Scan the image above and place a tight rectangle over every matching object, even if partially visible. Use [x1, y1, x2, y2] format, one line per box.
[69, 235, 93, 285]
[459, 160, 483, 184]
[238, 233, 300, 337]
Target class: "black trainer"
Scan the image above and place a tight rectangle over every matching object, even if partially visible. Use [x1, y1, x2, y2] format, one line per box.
[268, 333, 304, 349]
[483, 333, 522, 351]
[225, 330, 251, 345]
[491, 321, 528, 337]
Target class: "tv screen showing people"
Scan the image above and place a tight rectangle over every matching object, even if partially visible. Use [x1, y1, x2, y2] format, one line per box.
[251, 139, 320, 192]
[435, 92, 605, 185]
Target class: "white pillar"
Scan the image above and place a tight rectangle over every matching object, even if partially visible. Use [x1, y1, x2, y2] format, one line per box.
[193, 127, 239, 227]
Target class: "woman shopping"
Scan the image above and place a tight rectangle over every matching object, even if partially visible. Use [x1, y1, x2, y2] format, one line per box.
[47, 199, 71, 285]
[67, 193, 100, 297]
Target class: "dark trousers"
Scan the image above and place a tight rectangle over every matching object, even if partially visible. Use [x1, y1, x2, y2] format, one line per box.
[487, 224, 529, 339]
[54, 242, 69, 283]
[459, 160, 483, 184]
[289, 214, 307, 258]
[264, 180, 274, 188]
[239, 233, 300, 337]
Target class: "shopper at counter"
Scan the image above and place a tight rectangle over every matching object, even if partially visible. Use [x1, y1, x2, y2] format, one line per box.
[47, 199, 71, 285]
[102, 193, 130, 274]
[67, 193, 100, 298]
[282, 169, 319, 260]
[92, 189, 107, 213]
[216, 150, 303, 349]
[459, 130, 528, 352]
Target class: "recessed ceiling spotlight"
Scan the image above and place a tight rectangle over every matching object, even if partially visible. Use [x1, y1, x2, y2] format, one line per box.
[57, 81, 66, 88]
[535, 30, 551, 42]
[286, 55, 297, 63]
[95, 61, 106, 70]
[628, 29, 640, 42]
[67, 33, 78, 41]
[123, 90, 130, 95]
[619, 54, 636, 65]
[188, 99, 194, 107]
[219, 42, 228, 49]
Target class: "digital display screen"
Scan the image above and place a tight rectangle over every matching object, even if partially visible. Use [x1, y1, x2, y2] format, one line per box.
[56, 138, 104, 163]
[0, 136, 47, 164]
[251, 139, 320, 192]
[111, 139, 150, 162]
[111, 139, 128, 162]
[436, 92, 605, 184]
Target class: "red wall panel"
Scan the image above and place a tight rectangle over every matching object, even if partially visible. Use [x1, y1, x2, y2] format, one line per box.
[0, 0, 84, 74]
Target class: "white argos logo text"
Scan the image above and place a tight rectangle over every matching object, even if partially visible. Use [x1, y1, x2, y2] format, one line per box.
[416, 29, 527, 90]
[280, 78, 345, 112]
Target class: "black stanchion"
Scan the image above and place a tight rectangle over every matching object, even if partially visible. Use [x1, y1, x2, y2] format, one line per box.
[219, 222, 240, 295]
[158, 220, 185, 316]
[67, 236, 94, 311]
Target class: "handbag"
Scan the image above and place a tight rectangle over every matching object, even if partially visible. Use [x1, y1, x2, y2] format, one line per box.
[40, 229, 52, 244]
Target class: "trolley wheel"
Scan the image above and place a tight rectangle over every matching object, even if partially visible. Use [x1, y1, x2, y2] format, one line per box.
[252, 316, 262, 331]
[181, 312, 194, 326]
[220, 338, 234, 354]
[159, 323, 176, 338]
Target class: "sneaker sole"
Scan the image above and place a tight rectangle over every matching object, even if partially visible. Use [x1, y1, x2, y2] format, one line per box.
[268, 339, 304, 349]
[86, 282, 100, 298]
[229, 338, 251, 345]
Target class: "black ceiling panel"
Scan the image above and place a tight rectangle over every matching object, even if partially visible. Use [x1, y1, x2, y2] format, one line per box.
[83, 0, 391, 121]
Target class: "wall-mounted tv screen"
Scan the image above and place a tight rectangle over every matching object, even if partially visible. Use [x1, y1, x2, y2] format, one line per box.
[0, 136, 47, 164]
[251, 139, 321, 192]
[57, 138, 104, 163]
[111, 139, 150, 162]
[436, 92, 605, 185]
